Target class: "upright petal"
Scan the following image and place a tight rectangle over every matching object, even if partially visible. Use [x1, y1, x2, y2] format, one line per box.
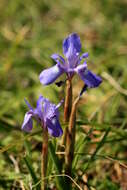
[22, 111, 33, 132]
[63, 33, 81, 57]
[43, 98, 62, 122]
[36, 95, 44, 110]
[51, 53, 67, 71]
[39, 64, 64, 85]
[43, 99, 51, 120]
[46, 117, 63, 137]
[79, 52, 89, 63]
[78, 69, 102, 88]
[51, 53, 65, 65]
[36, 95, 45, 119]
[24, 99, 33, 111]
[63, 33, 81, 68]
[74, 62, 87, 73]
[55, 99, 64, 109]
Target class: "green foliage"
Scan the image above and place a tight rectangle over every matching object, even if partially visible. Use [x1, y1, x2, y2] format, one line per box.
[96, 178, 120, 190]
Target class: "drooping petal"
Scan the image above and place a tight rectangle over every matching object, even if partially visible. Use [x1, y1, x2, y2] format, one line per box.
[39, 64, 64, 85]
[74, 62, 87, 73]
[46, 117, 63, 137]
[63, 33, 81, 69]
[22, 111, 33, 132]
[78, 69, 102, 88]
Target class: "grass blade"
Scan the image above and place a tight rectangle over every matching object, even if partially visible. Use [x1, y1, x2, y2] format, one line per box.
[23, 155, 41, 190]
[83, 128, 110, 172]
[48, 141, 65, 190]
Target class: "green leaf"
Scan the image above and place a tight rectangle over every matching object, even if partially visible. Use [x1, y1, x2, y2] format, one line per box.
[83, 128, 110, 172]
[23, 155, 41, 190]
[73, 128, 93, 169]
[48, 141, 65, 190]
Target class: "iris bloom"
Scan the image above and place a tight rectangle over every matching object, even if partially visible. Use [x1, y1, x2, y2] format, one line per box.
[39, 33, 102, 89]
[22, 96, 63, 137]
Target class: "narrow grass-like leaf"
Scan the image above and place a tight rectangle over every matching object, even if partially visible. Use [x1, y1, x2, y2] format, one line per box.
[23, 155, 41, 190]
[24, 140, 32, 157]
[48, 141, 65, 190]
[0, 130, 42, 154]
[73, 128, 93, 169]
[77, 120, 127, 138]
[83, 128, 110, 172]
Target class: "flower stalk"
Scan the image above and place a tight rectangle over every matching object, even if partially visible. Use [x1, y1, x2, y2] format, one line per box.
[64, 78, 72, 122]
[60, 78, 72, 148]
[65, 96, 80, 176]
[41, 129, 48, 190]
[58, 78, 72, 165]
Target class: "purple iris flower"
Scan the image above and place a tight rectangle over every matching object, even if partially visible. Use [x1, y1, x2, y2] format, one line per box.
[39, 33, 102, 89]
[22, 96, 63, 137]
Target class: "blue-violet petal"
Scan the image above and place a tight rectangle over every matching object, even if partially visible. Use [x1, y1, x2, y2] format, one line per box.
[78, 69, 102, 88]
[46, 117, 63, 137]
[22, 112, 33, 132]
[39, 64, 63, 85]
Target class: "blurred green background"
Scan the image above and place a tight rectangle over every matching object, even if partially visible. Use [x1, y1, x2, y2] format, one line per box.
[0, 0, 127, 189]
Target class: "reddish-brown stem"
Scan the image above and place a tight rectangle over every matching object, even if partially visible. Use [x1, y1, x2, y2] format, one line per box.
[60, 79, 72, 149]
[41, 129, 48, 190]
[57, 79, 73, 171]
[65, 96, 80, 176]
[64, 79, 72, 122]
